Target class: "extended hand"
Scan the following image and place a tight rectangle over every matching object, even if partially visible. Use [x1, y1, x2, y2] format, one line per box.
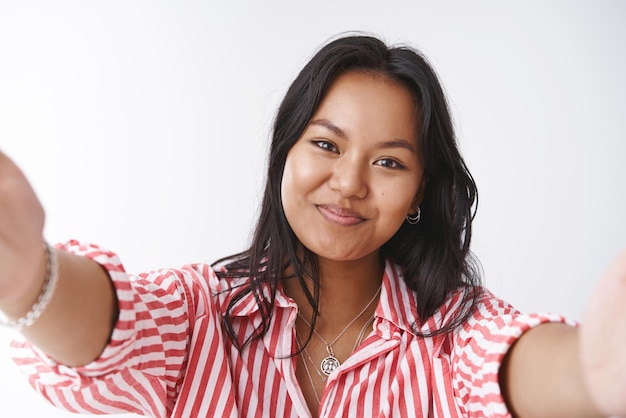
[580, 250, 626, 417]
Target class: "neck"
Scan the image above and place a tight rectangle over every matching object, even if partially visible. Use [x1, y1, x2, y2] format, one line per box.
[283, 251, 384, 334]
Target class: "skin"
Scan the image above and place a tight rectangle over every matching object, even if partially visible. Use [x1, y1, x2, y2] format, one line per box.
[579, 250, 626, 416]
[281, 71, 425, 415]
[0, 71, 623, 416]
[281, 71, 426, 265]
[0, 152, 115, 366]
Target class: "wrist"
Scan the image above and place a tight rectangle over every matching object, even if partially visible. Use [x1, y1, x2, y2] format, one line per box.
[0, 242, 59, 329]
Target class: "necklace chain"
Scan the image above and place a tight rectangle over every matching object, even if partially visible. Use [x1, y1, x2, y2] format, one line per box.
[295, 336, 321, 405]
[295, 313, 376, 408]
[296, 333, 328, 381]
[297, 285, 381, 377]
[298, 286, 381, 347]
[296, 314, 375, 382]
[353, 315, 375, 351]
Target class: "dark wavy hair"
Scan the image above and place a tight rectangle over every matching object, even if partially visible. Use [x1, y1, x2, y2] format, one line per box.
[213, 33, 481, 350]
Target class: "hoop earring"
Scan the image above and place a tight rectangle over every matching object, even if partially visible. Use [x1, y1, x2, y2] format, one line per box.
[406, 207, 421, 225]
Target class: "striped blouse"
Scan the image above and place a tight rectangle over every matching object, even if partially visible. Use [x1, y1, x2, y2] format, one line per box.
[11, 241, 569, 417]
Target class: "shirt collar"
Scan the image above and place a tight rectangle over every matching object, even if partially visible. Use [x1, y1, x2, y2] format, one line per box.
[222, 260, 420, 335]
[374, 260, 420, 336]
[218, 276, 295, 317]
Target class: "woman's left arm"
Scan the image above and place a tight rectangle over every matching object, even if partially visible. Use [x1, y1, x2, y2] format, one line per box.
[500, 251, 626, 418]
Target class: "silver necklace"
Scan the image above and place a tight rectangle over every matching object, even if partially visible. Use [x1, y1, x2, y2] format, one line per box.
[295, 335, 321, 405]
[297, 314, 375, 382]
[352, 315, 375, 351]
[298, 286, 381, 377]
[295, 314, 376, 407]
[297, 333, 328, 381]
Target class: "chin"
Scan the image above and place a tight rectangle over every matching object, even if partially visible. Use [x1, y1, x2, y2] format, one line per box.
[312, 246, 378, 263]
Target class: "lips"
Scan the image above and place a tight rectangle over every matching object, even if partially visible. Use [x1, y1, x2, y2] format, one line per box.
[316, 204, 366, 226]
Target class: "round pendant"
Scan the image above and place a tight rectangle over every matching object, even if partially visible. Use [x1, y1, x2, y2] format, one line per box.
[320, 355, 340, 376]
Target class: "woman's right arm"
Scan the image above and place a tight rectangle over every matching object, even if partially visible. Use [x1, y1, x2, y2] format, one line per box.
[0, 150, 118, 367]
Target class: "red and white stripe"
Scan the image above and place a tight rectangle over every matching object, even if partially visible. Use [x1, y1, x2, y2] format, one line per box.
[10, 241, 572, 417]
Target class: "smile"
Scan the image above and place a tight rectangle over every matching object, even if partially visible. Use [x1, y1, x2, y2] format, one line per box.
[316, 204, 366, 226]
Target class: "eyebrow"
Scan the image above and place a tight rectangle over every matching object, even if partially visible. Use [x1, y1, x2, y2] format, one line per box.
[375, 139, 417, 154]
[309, 118, 417, 154]
[310, 119, 347, 138]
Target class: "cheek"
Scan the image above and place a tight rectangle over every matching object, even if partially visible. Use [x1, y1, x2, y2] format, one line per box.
[280, 157, 295, 210]
[281, 154, 318, 243]
[282, 151, 324, 198]
[281, 153, 312, 215]
[377, 190, 417, 241]
[378, 181, 417, 212]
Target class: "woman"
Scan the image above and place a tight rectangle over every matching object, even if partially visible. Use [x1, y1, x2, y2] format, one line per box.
[0, 34, 624, 417]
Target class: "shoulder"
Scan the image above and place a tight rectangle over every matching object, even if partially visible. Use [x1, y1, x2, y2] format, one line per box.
[450, 287, 573, 356]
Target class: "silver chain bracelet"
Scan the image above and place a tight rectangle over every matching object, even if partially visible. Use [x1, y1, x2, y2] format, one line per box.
[0, 242, 59, 329]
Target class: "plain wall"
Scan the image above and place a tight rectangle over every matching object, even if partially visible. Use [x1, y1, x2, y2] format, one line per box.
[1, 1, 625, 416]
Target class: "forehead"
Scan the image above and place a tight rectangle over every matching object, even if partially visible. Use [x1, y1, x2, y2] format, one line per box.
[310, 71, 419, 143]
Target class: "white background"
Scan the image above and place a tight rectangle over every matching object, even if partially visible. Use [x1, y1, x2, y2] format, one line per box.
[1, 1, 625, 417]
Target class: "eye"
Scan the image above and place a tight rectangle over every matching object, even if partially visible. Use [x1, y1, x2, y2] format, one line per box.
[375, 158, 406, 170]
[312, 140, 339, 153]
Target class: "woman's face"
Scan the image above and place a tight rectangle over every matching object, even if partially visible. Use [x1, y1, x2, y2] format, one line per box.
[281, 71, 426, 263]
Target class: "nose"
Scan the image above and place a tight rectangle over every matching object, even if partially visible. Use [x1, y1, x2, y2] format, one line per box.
[328, 156, 368, 199]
